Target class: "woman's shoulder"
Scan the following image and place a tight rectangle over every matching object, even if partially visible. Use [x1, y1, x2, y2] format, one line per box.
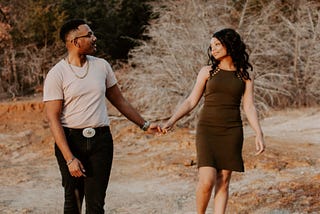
[200, 65, 212, 72]
[245, 71, 255, 82]
[197, 65, 212, 80]
[199, 65, 212, 75]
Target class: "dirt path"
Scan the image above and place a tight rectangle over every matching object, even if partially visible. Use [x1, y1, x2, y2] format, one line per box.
[0, 99, 319, 213]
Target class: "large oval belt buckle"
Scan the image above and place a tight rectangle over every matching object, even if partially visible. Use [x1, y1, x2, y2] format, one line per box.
[82, 127, 95, 138]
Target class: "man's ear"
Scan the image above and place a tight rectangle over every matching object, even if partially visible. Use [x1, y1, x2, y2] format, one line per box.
[73, 39, 80, 48]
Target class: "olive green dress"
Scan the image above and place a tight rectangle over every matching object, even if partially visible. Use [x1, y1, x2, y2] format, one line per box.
[196, 68, 245, 172]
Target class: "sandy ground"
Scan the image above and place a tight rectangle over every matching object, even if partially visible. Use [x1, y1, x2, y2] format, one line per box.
[0, 97, 319, 213]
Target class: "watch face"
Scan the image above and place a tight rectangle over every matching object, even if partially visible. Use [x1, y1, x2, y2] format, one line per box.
[142, 121, 150, 131]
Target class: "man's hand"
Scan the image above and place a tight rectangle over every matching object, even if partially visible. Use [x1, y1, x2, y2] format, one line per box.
[145, 122, 162, 134]
[67, 158, 86, 177]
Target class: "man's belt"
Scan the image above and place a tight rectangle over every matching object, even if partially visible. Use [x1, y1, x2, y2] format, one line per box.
[64, 126, 109, 138]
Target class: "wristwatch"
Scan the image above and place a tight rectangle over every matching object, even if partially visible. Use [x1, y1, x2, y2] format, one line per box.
[141, 121, 150, 131]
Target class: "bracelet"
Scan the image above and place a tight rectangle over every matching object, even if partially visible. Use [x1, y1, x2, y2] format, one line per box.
[66, 156, 75, 166]
[141, 121, 150, 131]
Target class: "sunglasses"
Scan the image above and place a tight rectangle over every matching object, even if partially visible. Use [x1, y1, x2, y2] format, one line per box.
[71, 32, 94, 42]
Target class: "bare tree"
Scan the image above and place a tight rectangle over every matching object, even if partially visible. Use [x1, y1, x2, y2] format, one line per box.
[124, 0, 320, 127]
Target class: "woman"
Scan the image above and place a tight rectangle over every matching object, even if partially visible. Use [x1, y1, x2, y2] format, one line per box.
[161, 28, 265, 214]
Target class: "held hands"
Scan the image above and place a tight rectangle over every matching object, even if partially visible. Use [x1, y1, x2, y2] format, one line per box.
[144, 121, 174, 135]
[144, 122, 162, 134]
[160, 120, 174, 134]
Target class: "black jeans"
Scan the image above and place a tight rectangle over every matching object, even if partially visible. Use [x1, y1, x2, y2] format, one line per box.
[55, 127, 113, 214]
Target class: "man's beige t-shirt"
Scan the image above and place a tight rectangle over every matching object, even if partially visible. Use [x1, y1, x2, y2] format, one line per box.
[43, 55, 117, 128]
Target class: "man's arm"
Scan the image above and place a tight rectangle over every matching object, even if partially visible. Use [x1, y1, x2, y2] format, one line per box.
[45, 100, 85, 177]
[105, 84, 149, 129]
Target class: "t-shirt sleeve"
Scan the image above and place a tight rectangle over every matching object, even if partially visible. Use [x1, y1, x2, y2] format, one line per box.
[43, 67, 64, 102]
[105, 61, 117, 88]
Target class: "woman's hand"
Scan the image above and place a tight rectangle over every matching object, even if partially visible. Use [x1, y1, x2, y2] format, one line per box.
[255, 134, 265, 155]
[160, 120, 174, 134]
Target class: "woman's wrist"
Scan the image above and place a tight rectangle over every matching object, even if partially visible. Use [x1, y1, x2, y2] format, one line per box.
[256, 131, 264, 138]
[167, 119, 175, 128]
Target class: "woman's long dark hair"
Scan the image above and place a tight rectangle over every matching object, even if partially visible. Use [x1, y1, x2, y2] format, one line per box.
[207, 28, 252, 80]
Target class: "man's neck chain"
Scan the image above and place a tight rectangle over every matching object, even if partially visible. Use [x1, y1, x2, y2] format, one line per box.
[66, 57, 89, 79]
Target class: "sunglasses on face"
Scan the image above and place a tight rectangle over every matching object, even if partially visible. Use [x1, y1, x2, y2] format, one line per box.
[71, 32, 94, 42]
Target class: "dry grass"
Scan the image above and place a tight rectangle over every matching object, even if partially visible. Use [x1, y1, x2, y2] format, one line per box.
[121, 0, 320, 126]
[1, 0, 319, 125]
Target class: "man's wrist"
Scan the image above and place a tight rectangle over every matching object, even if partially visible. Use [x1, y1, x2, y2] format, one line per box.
[140, 121, 150, 131]
[66, 156, 75, 166]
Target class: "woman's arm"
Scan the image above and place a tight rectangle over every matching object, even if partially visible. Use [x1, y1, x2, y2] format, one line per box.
[162, 66, 211, 131]
[242, 77, 265, 155]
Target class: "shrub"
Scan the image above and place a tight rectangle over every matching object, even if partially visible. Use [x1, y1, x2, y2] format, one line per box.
[124, 0, 320, 127]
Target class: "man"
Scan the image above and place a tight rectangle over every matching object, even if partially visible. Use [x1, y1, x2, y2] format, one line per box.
[43, 19, 158, 213]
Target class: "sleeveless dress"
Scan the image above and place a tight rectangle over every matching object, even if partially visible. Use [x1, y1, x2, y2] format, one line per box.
[196, 68, 245, 172]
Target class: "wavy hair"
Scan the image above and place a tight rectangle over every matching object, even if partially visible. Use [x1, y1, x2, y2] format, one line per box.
[207, 28, 252, 80]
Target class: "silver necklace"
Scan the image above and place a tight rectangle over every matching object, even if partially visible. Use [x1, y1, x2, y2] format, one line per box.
[67, 57, 89, 79]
